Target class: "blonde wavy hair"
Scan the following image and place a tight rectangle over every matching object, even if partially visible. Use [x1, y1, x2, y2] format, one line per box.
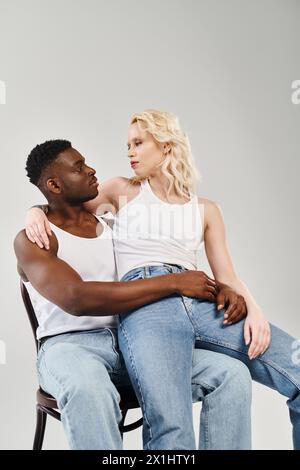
[129, 109, 200, 199]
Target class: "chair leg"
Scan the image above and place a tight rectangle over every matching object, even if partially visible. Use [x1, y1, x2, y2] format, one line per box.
[33, 405, 47, 450]
[119, 409, 128, 441]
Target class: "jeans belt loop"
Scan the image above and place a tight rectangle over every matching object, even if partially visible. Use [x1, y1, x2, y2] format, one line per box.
[165, 263, 175, 273]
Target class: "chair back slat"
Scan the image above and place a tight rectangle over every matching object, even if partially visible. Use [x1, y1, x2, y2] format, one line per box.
[20, 279, 39, 352]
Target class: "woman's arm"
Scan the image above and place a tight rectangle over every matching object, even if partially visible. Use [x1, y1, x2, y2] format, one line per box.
[201, 197, 271, 358]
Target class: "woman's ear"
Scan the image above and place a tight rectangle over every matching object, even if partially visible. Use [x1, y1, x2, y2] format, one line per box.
[163, 143, 171, 155]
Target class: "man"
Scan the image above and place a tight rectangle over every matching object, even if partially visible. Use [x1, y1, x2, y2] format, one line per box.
[14, 139, 252, 449]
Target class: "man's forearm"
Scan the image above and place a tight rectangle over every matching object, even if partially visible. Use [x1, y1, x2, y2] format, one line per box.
[73, 274, 178, 316]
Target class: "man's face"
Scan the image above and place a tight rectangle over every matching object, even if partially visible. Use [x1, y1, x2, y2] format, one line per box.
[46, 147, 99, 203]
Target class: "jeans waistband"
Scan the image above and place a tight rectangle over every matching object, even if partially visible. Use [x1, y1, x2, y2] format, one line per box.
[38, 327, 118, 347]
[121, 263, 188, 282]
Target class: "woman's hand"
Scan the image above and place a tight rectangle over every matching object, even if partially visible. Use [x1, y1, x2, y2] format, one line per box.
[244, 308, 271, 359]
[25, 207, 52, 250]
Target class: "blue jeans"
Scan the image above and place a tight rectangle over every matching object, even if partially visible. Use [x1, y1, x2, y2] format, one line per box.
[118, 265, 252, 450]
[118, 264, 300, 450]
[37, 327, 251, 450]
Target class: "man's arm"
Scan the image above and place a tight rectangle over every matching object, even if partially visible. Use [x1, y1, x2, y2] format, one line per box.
[14, 230, 217, 317]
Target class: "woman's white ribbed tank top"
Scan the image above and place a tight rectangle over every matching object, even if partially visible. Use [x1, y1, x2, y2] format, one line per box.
[112, 179, 204, 280]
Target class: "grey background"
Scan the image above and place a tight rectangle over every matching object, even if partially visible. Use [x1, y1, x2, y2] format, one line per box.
[0, 0, 299, 449]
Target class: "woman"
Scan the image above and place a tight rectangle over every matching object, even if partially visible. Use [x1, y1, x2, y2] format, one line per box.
[25, 109, 300, 449]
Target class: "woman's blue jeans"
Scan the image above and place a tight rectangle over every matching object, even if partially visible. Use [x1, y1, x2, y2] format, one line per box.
[118, 263, 300, 450]
[118, 264, 254, 449]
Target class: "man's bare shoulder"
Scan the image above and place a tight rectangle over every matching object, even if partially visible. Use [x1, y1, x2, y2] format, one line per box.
[14, 229, 58, 260]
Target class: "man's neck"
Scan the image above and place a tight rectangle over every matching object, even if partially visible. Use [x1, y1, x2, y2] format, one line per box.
[47, 202, 92, 228]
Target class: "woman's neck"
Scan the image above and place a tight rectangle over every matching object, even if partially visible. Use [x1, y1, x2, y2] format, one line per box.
[147, 172, 190, 203]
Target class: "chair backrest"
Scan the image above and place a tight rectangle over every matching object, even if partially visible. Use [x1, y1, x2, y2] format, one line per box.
[20, 279, 39, 353]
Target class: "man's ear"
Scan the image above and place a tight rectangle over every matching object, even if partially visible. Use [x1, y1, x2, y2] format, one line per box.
[46, 178, 61, 194]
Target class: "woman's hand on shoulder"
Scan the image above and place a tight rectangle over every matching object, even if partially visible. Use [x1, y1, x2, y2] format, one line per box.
[25, 207, 51, 250]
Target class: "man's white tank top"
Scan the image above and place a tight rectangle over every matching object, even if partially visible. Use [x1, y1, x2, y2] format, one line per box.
[24, 216, 118, 340]
[112, 179, 204, 280]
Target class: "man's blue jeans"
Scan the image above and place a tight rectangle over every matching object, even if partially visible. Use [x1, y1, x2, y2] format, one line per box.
[118, 263, 300, 450]
[37, 326, 251, 449]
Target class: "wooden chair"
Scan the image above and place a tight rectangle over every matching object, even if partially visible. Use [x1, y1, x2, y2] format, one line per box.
[20, 280, 143, 450]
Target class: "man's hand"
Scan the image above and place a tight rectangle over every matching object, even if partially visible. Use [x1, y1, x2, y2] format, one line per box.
[174, 270, 218, 302]
[216, 283, 247, 325]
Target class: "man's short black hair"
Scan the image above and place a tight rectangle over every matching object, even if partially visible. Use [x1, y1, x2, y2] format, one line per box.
[26, 139, 72, 186]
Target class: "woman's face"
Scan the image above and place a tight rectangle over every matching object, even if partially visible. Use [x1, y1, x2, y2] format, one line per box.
[127, 122, 165, 177]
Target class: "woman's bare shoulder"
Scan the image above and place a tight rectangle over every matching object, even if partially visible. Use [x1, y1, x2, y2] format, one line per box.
[198, 196, 222, 212]
[198, 196, 218, 206]
[102, 177, 140, 212]
[102, 176, 129, 190]
[197, 197, 223, 229]
[106, 176, 140, 191]
[110, 176, 141, 197]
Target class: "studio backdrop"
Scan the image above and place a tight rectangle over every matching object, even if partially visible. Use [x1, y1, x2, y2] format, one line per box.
[0, 0, 299, 449]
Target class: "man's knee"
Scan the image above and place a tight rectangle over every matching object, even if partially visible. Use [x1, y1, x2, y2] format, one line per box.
[193, 349, 252, 399]
[222, 358, 252, 401]
[68, 372, 118, 398]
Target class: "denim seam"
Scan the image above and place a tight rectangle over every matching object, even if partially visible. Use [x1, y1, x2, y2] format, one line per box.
[197, 334, 300, 391]
[180, 296, 197, 334]
[39, 350, 77, 448]
[119, 323, 153, 448]
[191, 379, 212, 449]
[105, 328, 122, 373]
[191, 380, 215, 393]
[202, 397, 210, 449]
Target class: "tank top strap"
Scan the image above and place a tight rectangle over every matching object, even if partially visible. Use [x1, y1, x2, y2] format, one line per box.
[140, 178, 149, 190]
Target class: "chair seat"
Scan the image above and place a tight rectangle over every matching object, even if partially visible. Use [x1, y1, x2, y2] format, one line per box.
[119, 389, 140, 410]
[37, 388, 58, 409]
[37, 387, 140, 411]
